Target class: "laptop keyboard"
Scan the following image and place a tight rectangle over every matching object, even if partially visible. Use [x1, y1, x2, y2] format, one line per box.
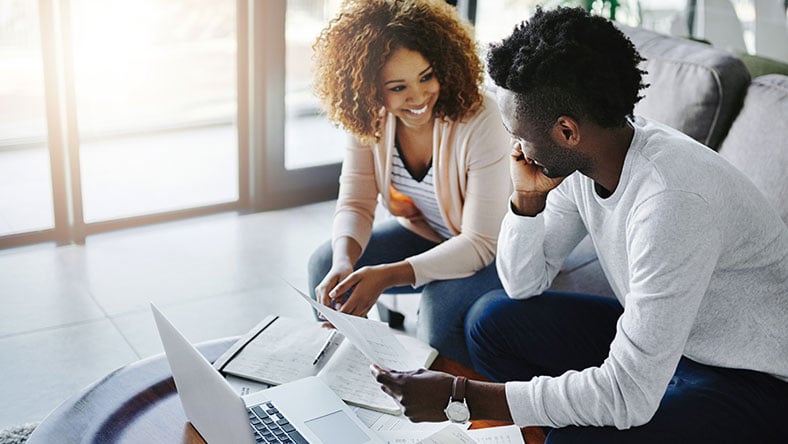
[248, 401, 308, 444]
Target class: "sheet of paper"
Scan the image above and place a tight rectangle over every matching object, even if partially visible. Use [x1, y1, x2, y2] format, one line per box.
[292, 284, 421, 370]
[376, 424, 521, 444]
[375, 431, 432, 444]
[320, 338, 401, 414]
[467, 425, 525, 444]
[320, 333, 439, 414]
[224, 375, 271, 397]
[350, 406, 462, 433]
[419, 425, 478, 444]
[378, 424, 523, 444]
[378, 424, 477, 444]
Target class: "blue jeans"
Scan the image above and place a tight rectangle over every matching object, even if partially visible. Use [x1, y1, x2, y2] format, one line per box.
[466, 290, 788, 443]
[308, 219, 502, 367]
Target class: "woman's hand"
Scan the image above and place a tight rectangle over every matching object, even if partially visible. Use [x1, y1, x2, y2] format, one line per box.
[329, 262, 415, 317]
[389, 186, 424, 222]
[371, 365, 455, 422]
[315, 261, 354, 309]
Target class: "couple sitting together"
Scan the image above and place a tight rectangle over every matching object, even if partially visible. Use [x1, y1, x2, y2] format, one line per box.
[305, 1, 788, 442]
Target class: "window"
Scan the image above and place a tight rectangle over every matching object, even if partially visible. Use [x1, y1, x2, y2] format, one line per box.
[284, 0, 345, 170]
[0, 0, 53, 236]
[472, 1, 788, 63]
[0, 0, 344, 248]
[70, 0, 239, 222]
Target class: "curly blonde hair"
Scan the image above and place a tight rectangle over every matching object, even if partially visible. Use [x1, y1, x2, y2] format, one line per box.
[312, 0, 484, 144]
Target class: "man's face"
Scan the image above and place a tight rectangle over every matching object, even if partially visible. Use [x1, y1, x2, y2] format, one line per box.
[496, 88, 587, 179]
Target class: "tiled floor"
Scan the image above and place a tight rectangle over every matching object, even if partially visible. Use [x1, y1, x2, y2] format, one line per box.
[0, 200, 412, 430]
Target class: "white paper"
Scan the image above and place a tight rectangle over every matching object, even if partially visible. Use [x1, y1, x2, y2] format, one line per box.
[293, 284, 421, 370]
[418, 425, 478, 444]
[377, 425, 523, 444]
[322, 339, 402, 413]
[377, 424, 476, 444]
[321, 333, 438, 414]
[224, 375, 271, 397]
[375, 430, 434, 444]
[351, 406, 462, 433]
[467, 425, 525, 444]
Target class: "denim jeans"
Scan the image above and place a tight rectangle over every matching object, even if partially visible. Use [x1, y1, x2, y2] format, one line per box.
[466, 290, 788, 443]
[308, 219, 502, 367]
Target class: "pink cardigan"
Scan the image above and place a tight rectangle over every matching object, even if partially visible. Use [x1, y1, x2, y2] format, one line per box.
[332, 93, 512, 287]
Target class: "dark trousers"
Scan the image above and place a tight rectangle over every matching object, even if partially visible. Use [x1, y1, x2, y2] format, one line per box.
[465, 290, 788, 443]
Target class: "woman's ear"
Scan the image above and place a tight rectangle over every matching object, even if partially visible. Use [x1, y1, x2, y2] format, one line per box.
[551, 116, 580, 146]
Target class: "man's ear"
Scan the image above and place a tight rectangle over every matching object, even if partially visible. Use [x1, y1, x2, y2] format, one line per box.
[551, 116, 580, 146]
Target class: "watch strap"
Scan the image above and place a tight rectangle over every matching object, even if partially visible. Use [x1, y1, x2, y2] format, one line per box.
[451, 376, 467, 402]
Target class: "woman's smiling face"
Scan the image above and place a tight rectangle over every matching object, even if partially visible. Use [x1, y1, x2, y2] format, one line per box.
[379, 47, 441, 130]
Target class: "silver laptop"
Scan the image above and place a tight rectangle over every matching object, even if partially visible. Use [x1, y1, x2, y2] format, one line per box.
[151, 303, 383, 444]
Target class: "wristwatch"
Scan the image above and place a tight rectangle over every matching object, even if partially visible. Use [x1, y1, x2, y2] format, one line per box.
[444, 376, 470, 423]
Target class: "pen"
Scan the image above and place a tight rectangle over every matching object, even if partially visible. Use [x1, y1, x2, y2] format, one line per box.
[312, 330, 337, 366]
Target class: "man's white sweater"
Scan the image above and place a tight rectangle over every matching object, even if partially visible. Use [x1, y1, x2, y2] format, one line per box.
[497, 116, 788, 429]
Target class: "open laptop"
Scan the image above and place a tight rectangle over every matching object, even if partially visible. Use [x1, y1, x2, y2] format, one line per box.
[151, 303, 384, 444]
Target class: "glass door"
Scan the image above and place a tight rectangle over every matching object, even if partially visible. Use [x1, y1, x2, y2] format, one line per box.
[244, 0, 342, 211]
[0, 0, 54, 240]
[1, 0, 346, 249]
[0, 0, 243, 248]
[70, 0, 239, 223]
[284, 0, 345, 170]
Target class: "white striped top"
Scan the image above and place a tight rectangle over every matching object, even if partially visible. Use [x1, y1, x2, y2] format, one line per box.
[390, 147, 453, 240]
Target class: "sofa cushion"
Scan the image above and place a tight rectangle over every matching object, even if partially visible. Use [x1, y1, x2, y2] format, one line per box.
[619, 25, 750, 150]
[718, 74, 788, 224]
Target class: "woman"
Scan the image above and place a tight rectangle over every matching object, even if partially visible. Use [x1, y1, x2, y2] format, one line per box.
[308, 0, 510, 367]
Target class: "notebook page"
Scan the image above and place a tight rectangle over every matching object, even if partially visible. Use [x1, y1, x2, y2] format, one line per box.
[221, 316, 337, 385]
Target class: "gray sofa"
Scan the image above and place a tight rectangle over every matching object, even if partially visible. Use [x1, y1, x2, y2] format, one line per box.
[550, 25, 788, 298]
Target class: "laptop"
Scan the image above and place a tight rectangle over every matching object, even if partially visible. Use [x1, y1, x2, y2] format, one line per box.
[151, 303, 384, 444]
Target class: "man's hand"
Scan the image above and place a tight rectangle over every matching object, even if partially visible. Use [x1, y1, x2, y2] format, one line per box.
[510, 143, 565, 216]
[371, 365, 454, 422]
[510, 144, 565, 194]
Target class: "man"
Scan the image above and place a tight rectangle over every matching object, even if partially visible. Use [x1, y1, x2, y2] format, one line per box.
[373, 7, 788, 443]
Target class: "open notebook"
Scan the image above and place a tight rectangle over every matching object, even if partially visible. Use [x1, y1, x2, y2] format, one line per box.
[213, 315, 438, 414]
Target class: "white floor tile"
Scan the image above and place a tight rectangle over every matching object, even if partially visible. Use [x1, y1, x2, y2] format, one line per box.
[0, 201, 337, 427]
[0, 319, 138, 429]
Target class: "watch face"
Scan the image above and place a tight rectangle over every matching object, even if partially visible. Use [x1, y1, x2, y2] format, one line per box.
[445, 401, 470, 423]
